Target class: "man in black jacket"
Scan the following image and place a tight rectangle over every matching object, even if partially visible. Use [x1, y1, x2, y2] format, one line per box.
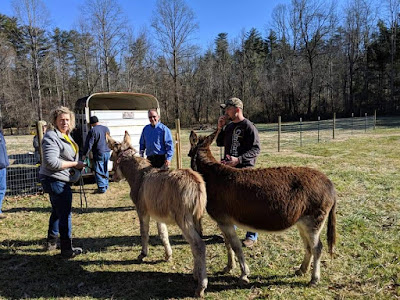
[217, 97, 261, 247]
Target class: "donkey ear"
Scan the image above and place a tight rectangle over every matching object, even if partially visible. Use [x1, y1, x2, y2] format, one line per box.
[123, 131, 132, 144]
[189, 131, 198, 146]
[204, 129, 220, 146]
[106, 132, 116, 149]
[121, 131, 132, 150]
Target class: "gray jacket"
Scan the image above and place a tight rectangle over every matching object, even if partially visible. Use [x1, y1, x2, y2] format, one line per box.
[39, 129, 79, 182]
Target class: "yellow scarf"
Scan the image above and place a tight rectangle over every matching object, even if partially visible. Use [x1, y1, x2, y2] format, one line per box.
[63, 134, 78, 154]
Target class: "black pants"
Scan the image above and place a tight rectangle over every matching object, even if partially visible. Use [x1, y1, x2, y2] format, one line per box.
[147, 154, 166, 168]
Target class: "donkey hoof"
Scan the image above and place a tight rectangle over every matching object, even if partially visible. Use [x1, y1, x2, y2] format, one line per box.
[308, 278, 319, 286]
[222, 266, 233, 274]
[165, 254, 172, 262]
[295, 269, 305, 276]
[194, 288, 205, 298]
[238, 276, 250, 285]
[137, 253, 146, 262]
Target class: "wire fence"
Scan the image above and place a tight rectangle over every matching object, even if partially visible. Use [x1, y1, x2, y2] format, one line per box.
[256, 114, 378, 152]
[6, 153, 42, 196]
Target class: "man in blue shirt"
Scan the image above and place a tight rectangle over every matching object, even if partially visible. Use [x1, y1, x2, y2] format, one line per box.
[0, 130, 9, 219]
[83, 116, 110, 193]
[139, 109, 174, 169]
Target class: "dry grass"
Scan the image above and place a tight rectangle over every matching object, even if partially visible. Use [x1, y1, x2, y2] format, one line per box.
[0, 127, 399, 299]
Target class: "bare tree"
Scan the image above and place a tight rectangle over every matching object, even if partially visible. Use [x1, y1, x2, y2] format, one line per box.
[151, 0, 199, 119]
[125, 29, 156, 93]
[51, 28, 72, 106]
[12, 0, 50, 120]
[292, 0, 336, 116]
[194, 48, 215, 124]
[271, 3, 304, 117]
[0, 19, 35, 129]
[385, 0, 400, 108]
[82, 0, 127, 92]
[74, 17, 98, 95]
[342, 0, 376, 114]
[0, 31, 16, 129]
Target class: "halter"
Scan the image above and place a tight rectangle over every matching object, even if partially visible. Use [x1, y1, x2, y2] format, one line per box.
[191, 150, 198, 171]
[115, 148, 136, 165]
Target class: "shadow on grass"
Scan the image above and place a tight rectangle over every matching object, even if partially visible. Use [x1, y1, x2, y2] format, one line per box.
[4, 206, 134, 214]
[0, 252, 200, 299]
[1, 234, 225, 256]
[208, 273, 306, 293]
[74, 206, 134, 214]
[0, 248, 307, 299]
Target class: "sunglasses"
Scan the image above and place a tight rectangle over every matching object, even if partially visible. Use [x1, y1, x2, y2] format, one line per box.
[148, 116, 158, 119]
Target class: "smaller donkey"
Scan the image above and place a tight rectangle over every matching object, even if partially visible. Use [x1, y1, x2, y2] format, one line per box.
[107, 131, 207, 298]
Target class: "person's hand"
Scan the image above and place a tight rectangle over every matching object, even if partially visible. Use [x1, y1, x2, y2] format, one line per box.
[75, 161, 86, 170]
[161, 160, 170, 170]
[221, 155, 239, 167]
[218, 115, 227, 130]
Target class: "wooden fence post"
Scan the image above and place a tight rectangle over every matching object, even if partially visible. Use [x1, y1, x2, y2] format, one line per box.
[36, 120, 46, 164]
[175, 119, 182, 169]
[351, 112, 354, 134]
[278, 116, 281, 152]
[299, 117, 303, 147]
[333, 113, 336, 139]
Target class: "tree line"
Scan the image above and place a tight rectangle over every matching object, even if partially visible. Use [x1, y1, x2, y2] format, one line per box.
[0, 0, 399, 129]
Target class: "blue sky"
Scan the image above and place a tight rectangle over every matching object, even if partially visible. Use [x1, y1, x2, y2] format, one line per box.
[1, 0, 290, 51]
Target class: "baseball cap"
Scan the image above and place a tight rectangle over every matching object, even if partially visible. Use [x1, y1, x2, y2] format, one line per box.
[90, 116, 99, 124]
[220, 97, 243, 109]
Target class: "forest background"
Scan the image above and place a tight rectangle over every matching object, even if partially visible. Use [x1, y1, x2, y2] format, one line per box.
[0, 0, 399, 129]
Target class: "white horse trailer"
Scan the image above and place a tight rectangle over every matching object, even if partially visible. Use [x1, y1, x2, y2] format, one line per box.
[74, 92, 159, 176]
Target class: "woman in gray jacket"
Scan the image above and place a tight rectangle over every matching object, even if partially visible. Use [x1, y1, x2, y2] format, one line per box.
[39, 106, 85, 258]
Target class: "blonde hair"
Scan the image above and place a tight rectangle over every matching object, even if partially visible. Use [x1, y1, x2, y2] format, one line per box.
[50, 106, 76, 133]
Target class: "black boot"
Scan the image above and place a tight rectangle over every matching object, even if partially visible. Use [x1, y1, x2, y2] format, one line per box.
[46, 233, 59, 251]
[60, 238, 83, 258]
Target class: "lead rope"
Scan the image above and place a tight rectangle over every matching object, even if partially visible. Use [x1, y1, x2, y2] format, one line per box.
[79, 173, 88, 211]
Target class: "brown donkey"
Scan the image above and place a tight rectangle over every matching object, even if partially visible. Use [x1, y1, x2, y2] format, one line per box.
[107, 131, 208, 297]
[188, 130, 336, 286]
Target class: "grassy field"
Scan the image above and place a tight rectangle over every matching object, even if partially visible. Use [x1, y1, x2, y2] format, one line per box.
[0, 127, 399, 299]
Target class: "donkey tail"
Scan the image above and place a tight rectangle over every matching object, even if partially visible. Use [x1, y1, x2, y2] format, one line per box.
[327, 195, 337, 258]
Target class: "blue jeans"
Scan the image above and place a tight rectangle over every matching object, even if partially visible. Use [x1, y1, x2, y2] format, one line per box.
[0, 168, 6, 214]
[233, 225, 258, 241]
[245, 231, 258, 241]
[40, 176, 72, 239]
[93, 152, 110, 192]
